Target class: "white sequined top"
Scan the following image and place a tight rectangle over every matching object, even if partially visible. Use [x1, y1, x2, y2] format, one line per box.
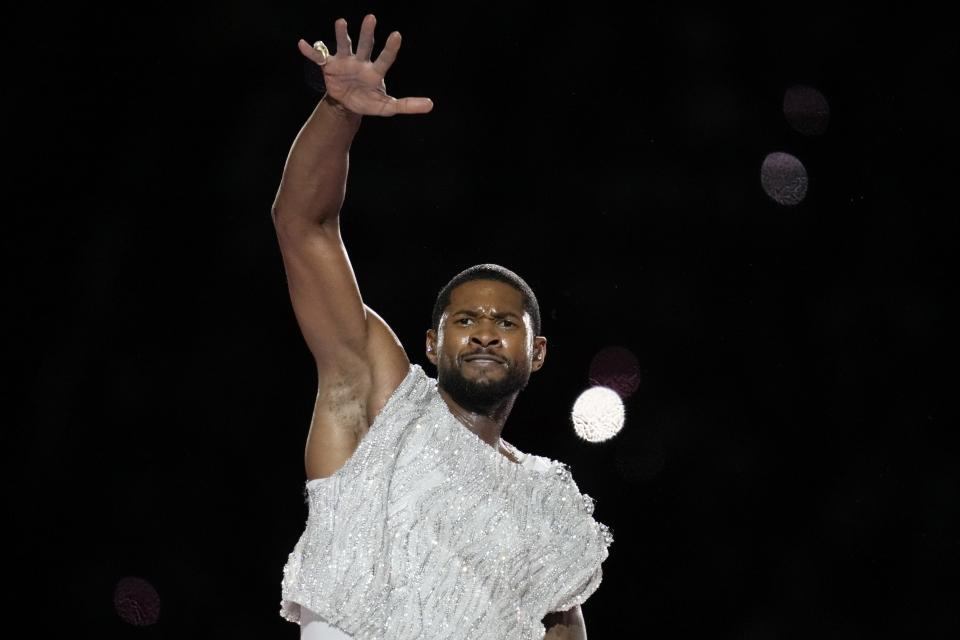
[280, 364, 613, 640]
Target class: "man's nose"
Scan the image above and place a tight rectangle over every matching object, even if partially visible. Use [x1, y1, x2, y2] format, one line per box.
[470, 331, 501, 348]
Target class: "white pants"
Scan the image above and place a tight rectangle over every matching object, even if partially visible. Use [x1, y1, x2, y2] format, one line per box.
[300, 606, 354, 640]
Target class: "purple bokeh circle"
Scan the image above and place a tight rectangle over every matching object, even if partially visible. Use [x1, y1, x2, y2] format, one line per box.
[783, 85, 830, 136]
[588, 346, 641, 399]
[760, 152, 808, 206]
[113, 576, 161, 626]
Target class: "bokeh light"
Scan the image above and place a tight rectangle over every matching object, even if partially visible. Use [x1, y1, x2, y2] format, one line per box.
[571, 386, 625, 442]
[760, 152, 808, 205]
[783, 85, 830, 135]
[113, 576, 161, 626]
[588, 346, 641, 399]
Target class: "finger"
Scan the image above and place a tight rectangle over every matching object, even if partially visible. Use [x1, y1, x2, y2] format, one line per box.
[334, 18, 352, 56]
[355, 14, 376, 61]
[372, 31, 401, 76]
[387, 97, 434, 116]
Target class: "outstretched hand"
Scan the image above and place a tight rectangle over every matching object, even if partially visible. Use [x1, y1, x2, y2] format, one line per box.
[298, 14, 433, 117]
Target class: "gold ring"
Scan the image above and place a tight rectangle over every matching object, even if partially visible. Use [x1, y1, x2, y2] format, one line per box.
[312, 40, 329, 64]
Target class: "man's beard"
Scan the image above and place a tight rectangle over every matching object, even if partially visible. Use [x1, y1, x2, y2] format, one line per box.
[438, 359, 530, 414]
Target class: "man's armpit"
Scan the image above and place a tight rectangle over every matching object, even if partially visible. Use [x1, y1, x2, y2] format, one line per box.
[542, 605, 586, 640]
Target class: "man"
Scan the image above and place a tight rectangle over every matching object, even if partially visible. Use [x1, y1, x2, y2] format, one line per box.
[272, 14, 611, 640]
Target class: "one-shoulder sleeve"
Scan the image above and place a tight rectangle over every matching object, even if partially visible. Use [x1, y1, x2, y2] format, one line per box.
[280, 364, 615, 639]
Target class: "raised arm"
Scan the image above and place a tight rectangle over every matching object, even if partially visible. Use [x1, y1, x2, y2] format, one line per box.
[271, 14, 432, 479]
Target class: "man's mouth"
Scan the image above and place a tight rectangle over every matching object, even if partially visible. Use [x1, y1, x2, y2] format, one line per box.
[463, 353, 506, 365]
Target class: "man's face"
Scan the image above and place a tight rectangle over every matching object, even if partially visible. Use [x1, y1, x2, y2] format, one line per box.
[426, 280, 546, 413]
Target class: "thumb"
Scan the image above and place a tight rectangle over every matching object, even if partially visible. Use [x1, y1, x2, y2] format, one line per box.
[393, 97, 434, 115]
[297, 38, 327, 64]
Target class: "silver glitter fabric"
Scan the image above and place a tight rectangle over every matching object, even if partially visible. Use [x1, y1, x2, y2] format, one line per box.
[280, 364, 613, 640]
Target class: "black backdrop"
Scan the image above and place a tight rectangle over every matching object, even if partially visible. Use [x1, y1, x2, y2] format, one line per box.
[7, 1, 957, 637]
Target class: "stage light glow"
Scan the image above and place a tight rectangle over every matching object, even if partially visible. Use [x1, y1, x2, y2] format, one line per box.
[571, 386, 625, 442]
[113, 576, 161, 626]
[760, 152, 808, 205]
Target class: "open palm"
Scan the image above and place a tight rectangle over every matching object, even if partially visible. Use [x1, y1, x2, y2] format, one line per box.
[298, 14, 433, 117]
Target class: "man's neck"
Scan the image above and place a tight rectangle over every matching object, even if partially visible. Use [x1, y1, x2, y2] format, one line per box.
[437, 387, 517, 449]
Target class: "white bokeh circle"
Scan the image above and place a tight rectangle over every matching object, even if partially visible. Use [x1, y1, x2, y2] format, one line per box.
[571, 386, 625, 442]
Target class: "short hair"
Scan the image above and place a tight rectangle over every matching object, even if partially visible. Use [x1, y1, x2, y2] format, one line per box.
[432, 264, 542, 335]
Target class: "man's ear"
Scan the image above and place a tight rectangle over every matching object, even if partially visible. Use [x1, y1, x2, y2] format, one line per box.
[425, 329, 438, 365]
[531, 336, 547, 372]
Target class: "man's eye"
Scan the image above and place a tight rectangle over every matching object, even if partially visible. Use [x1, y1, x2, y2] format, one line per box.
[499, 320, 515, 327]
[457, 318, 473, 325]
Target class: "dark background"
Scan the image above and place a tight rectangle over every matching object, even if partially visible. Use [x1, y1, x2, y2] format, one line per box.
[6, 1, 957, 637]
